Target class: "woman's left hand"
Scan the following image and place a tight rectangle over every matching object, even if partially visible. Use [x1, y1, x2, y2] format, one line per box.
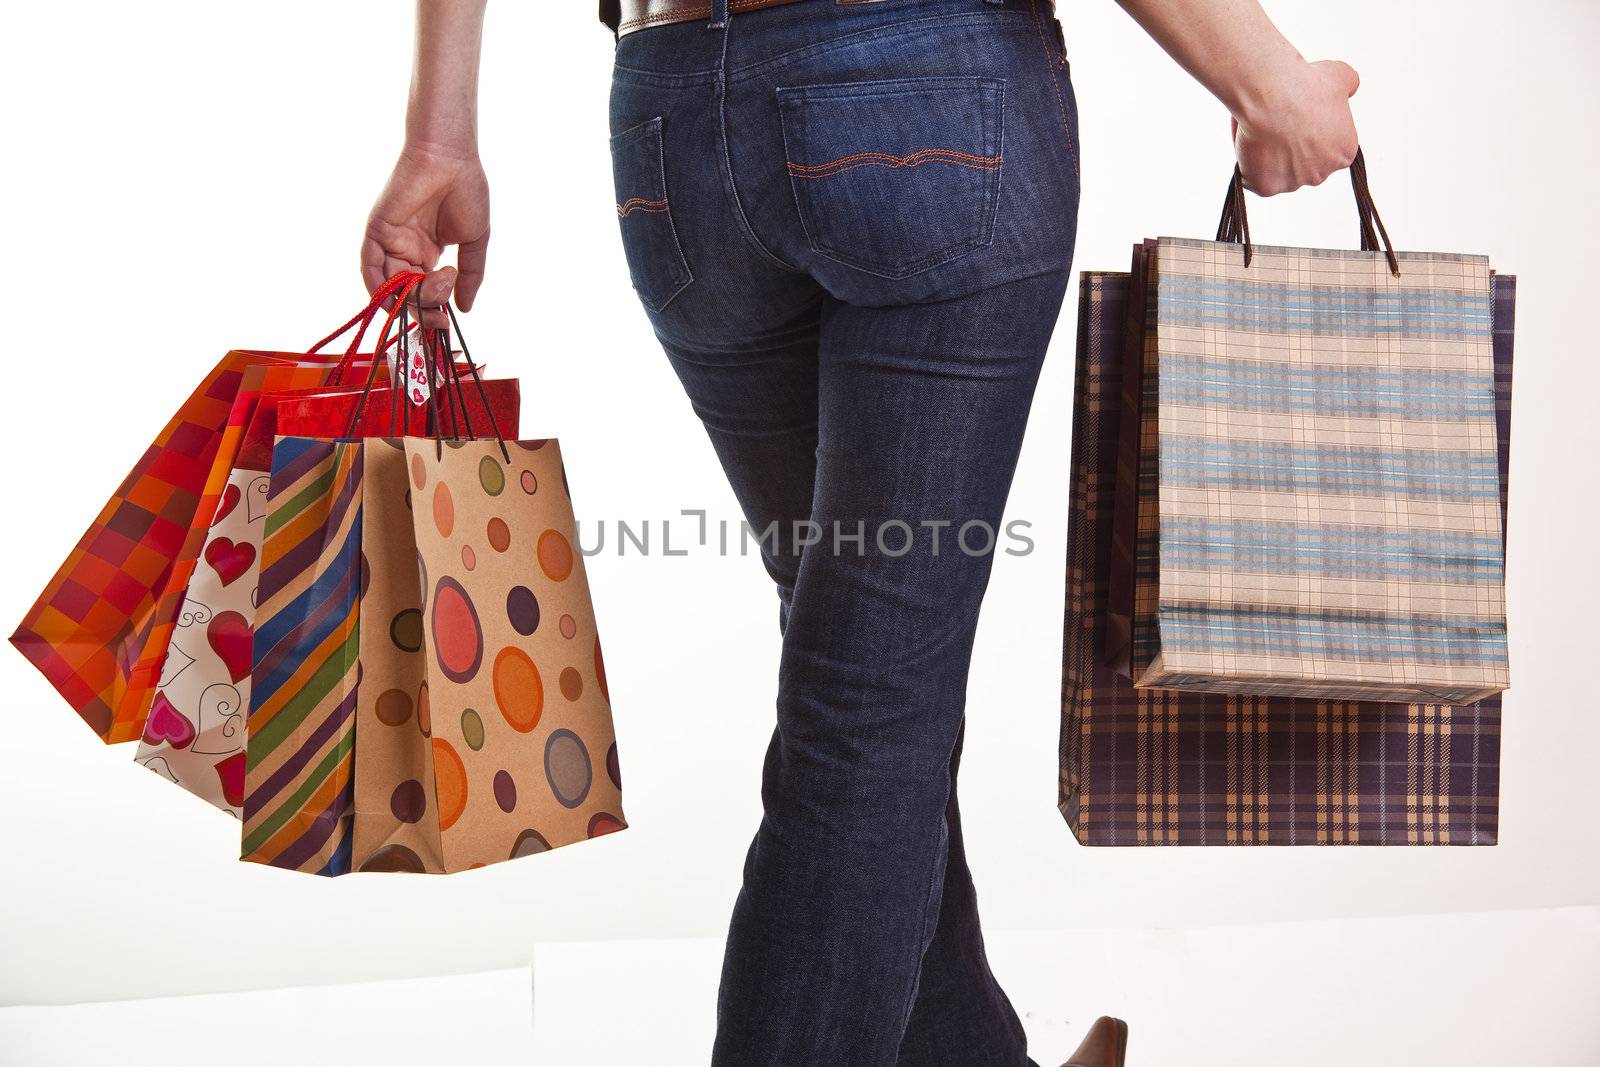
[362, 140, 490, 323]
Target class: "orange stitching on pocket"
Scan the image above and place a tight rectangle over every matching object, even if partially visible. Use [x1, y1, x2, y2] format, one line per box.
[787, 149, 1003, 180]
[617, 197, 671, 218]
[790, 148, 1001, 171]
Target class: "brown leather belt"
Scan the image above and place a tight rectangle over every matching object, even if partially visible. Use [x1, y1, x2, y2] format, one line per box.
[603, 0, 812, 38]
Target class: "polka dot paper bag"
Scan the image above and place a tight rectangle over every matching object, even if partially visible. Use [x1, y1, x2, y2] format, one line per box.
[388, 438, 624, 871]
[242, 434, 625, 875]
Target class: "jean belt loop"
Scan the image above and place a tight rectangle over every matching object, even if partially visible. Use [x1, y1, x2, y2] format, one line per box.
[709, 0, 730, 30]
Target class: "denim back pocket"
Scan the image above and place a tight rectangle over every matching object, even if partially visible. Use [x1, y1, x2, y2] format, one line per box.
[609, 117, 692, 313]
[777, 77, 1004, 280]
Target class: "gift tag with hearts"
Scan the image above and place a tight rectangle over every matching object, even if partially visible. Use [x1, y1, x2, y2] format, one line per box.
[403, 323, 431, 407]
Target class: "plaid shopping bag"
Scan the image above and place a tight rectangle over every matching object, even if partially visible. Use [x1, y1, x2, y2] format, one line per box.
[1117, 154, 1508, 704]
[1058, 266, 1513, 845]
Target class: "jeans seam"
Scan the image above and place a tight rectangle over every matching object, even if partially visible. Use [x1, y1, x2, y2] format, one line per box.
[649, 118, 696, 310]
[1026, 0, 1078, 182]
[613, 61, 719, 87]
[715, 24, 805, 274]
[895, 795, 952, 1049]
[727, 9, 1031, 82]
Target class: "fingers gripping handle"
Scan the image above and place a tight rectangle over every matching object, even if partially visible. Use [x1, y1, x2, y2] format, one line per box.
[340, 273, 510, 461]
[344, 273, 426, 436]
[1215, 148, 1400, 276]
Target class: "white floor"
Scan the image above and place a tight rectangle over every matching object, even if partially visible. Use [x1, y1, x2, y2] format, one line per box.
[3, 907, 1595, 1066]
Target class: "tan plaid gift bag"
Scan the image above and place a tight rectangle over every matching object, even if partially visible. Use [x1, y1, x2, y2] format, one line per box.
[1110, 153, 1508, 705]
[1059, 262, 1514, 846]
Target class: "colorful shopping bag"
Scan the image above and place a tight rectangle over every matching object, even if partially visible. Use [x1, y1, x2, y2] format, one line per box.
[11, 274, 423, 744]
[242, 436, 365, 873]
[133, 454, 264, 814]
[241, 434, 624, 874]
[10, 351, 348, 743]
[275, 379, 521, 441]
[135, 379, 522, 816]
[1117, 155, 1508, 704]
[1057, 266, 1513, 845]
[410, 436, 624, 869]
[243, 277, 622, 873]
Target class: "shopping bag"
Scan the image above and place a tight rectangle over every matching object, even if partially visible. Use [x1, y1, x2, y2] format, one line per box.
[134, 378, 521, 815]
[1057, 264, 1513, 845]
[1115, 154, 1508, 704]
[242, 281, 622, 874]
[10, 352, 348, 743]
[242, 433, 624, 874]
[355, 437, 625, 873]
[241, 436, 365, 873]
[276, 379, 521, 440]
[11, 274, 420, 744]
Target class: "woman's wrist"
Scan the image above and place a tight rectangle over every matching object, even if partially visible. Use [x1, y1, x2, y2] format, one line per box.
[401, 129, 480, 163]
[404, 0, 487, 160]
[1223, 45, 1311, 133]
[405, 91, 478, 158]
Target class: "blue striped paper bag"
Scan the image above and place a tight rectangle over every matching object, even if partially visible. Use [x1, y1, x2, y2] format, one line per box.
[1130, 238, 1508, 704]
[242, 438, 363, 875]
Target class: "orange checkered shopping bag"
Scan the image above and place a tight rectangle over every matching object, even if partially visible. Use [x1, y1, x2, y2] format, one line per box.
[10, 276, 415, 743]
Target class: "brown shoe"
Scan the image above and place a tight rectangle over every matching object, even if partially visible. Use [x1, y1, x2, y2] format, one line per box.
[1063, 1016, 1128, 1067]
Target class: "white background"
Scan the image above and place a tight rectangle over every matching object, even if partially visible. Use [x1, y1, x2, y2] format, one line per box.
[1, 0, 1597, 1015]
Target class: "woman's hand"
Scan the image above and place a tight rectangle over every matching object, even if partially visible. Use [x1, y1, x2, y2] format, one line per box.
[363, 142, 489, 317]
[1231, 58, 1360, 196]
[364, 0, 489, 316]
[1116, 0, 1362, 196]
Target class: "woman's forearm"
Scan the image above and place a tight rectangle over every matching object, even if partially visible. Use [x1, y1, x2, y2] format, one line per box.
[1114, 0, 1304, 127]
[362, 1, 492, 304]
[1118, 0, 1360, 194]
[406, 0, 488, 156]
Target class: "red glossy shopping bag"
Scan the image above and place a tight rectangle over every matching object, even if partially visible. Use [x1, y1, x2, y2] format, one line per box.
[276, 379, 521, 441]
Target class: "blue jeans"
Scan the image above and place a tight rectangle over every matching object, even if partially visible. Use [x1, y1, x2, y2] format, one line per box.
[609, 1, 1079, 1062]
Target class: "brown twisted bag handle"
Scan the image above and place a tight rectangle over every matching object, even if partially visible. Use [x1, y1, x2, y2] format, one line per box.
[1216, 148, 1400, 276]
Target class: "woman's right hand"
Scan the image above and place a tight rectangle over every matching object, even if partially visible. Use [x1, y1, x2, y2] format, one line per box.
[1231, 57, 1361, 197]
[362, 140, 491, 317]
[1114, 0, 1361, 197]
